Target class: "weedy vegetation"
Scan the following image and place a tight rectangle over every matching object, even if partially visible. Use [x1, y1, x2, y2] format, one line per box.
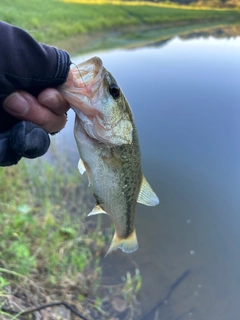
[0, 159, 141, 319]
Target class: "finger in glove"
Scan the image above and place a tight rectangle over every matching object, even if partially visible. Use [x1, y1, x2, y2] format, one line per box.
[0, 121, 50, 166]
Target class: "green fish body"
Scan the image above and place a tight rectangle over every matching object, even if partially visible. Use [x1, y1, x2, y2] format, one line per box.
[59, 57, 159, 254]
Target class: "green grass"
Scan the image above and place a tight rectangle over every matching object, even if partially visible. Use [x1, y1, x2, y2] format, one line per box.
[0, 160, 93, 276]
[0, 0, 239, 49]
[0, 158, 141, 319]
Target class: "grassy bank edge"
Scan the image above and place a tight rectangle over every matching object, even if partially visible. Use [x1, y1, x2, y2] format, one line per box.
[54, 20, 240, 55]
[0, 159, 141, 319]
[62, 0, 240, 11]
[1, 0, 240, 54]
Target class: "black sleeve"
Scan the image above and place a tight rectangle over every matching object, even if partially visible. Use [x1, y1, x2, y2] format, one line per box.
[0, 21, 71, 99]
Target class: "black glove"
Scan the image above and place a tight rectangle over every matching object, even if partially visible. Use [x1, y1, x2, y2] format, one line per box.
[0, 121, 50, 166]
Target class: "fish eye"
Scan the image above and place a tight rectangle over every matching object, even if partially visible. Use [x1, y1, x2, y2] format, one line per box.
[109, 83, 120, 99]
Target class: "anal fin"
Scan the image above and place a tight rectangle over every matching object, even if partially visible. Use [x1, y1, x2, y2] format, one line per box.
[137, 175, 159, 206]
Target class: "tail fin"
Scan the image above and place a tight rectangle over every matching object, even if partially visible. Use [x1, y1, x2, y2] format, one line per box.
[105, 229, 138, 256]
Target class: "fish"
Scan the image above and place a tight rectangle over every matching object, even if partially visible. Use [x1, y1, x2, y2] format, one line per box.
[58, 57, 159, 255]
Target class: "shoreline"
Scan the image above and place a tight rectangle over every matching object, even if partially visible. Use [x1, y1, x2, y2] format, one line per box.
[54, 20, 240, 55]
[1, 0, 240, 49]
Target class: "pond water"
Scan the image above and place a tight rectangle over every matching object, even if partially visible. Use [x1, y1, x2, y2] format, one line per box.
[51, 35, 240, 319]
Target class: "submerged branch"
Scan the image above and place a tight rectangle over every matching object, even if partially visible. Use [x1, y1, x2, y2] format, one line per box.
[140, 269, 192, 320]
[1, 301, 89, 320]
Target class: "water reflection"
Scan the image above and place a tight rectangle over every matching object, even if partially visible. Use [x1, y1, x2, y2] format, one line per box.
[51, 35, 240, 319]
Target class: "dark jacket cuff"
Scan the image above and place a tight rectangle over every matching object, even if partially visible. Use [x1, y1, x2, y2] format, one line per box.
[54, 48, 71, 81]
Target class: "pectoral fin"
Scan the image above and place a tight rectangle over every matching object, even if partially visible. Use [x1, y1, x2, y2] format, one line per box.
[78, 158, 91, 186]
[137, 176, 159, 206]
[78, 158, 86, 175]
[88, 205, 106, 217]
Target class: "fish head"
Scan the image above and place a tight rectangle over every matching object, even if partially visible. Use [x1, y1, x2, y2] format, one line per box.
[59, 56, 133, 146]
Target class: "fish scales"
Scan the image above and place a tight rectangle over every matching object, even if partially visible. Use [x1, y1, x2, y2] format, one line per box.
[75, 118, 142, 239]
[58, 56, 159, 255]
[102, 123, 142, 239]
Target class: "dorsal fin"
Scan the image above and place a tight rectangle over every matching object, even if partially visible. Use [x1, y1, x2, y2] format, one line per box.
[137, 175, 159, 206]
[87, 205, 107, 217]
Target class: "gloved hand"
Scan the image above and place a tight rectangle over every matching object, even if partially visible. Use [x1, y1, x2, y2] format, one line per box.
[0, 70, 77, 167]
[0, 121, 50, 166]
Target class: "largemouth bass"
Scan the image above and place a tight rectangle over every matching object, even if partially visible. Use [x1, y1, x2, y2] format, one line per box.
[59, 57, 159, 255]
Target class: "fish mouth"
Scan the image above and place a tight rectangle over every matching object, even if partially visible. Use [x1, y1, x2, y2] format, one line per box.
[72, 56, 105, 97]
[69, 57, 124, 134]
[58, 57, 105, 117]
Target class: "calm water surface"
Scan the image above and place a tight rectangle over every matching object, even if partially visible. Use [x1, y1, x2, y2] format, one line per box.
[51, 36, 240, 320]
